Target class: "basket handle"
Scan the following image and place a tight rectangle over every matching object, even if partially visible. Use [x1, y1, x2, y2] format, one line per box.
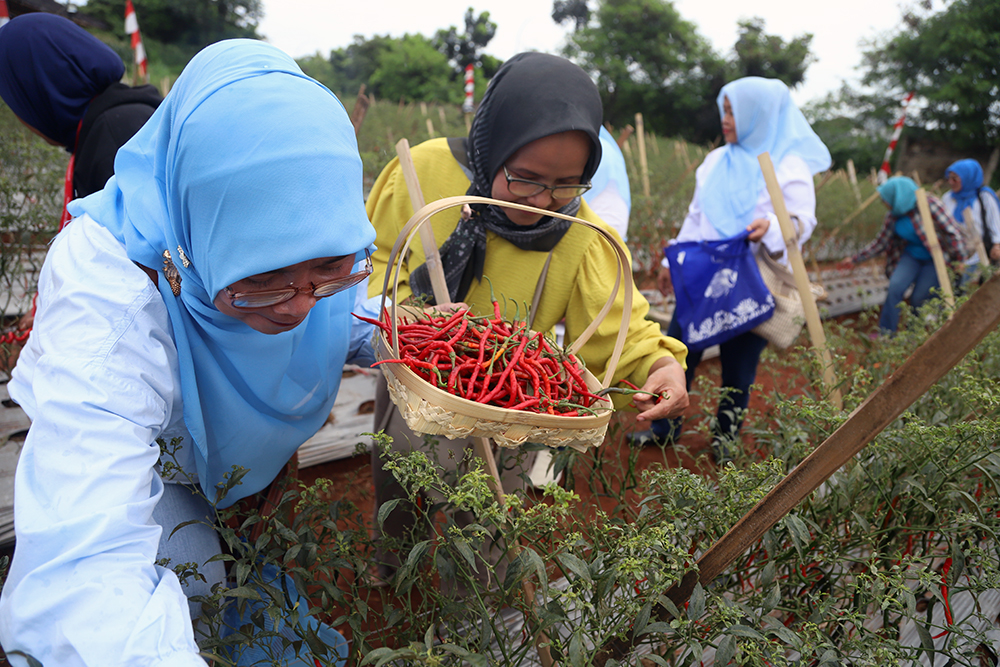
[378, 195, 632, 389]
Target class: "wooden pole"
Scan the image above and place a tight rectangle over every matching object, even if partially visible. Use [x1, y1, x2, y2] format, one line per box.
[759, 152, 842, 410]
[426, 118, 436, 139]
[635, 113, 650, 197]
[349, 84, 370, 136]
[915, 188, 955, 309]
[598, 271, 1000, 664]
[394, 139, 450, 305]
[473, 437, 555, 667]
[963, 208, 989, 267]
[846, 159, 863, 204]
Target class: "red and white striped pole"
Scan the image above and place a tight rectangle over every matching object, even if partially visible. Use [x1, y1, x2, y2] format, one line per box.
[0, 0, 10, 28]
[124, 0, 148, 82]
[878, 90, 915, 184]
[462, 64, 475, 114]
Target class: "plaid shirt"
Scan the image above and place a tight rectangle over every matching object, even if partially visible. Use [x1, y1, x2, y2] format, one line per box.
[851, 193, 970, 278]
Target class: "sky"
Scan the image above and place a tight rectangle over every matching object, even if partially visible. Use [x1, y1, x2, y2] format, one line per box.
[257, 0, 907, 106]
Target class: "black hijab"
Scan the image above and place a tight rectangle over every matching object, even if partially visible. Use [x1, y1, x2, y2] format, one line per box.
[409, 52, 603, 303]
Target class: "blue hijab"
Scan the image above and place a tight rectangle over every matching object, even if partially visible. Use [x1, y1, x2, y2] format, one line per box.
[878, 176, 918, 217]
[69, 40, 376, 507]
[0, 12, 124, 149]
[701, 77, 831, 237]
[945, 159, 1000, 218]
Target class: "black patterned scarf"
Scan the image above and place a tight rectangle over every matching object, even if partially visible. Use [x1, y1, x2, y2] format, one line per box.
[409, 52, 603, 304]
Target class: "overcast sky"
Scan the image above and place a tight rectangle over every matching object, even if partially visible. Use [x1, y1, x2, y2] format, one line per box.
[257, 0, 909, 106]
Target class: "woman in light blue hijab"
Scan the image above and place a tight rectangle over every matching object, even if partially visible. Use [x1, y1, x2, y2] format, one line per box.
[647, 76, 831, 462]
[1, 39, 376, 666]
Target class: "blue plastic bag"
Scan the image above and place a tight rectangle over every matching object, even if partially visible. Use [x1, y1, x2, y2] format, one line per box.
[665, 230, 774, 352]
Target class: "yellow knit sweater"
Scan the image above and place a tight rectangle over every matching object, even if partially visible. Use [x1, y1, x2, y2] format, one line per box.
[366, 137, 686, 388]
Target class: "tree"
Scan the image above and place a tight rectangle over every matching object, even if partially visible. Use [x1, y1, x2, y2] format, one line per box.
[81, 0, 261, 47]
[433, 8, 497, 73]
[562, 0, 726, 141]
[552, 0, 589, 32]
[860, 0, 1000, 149]
[370, 34, 458, 103]
[317, 34, 458, 103]
[803, 84, 899, 172]
[730, 17, 814, 88]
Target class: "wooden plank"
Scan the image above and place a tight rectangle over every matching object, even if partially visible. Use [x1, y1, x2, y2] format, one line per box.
[759, 152, 842, 409]
[915, 188, 955, 309]
[395, 139, 450, 305]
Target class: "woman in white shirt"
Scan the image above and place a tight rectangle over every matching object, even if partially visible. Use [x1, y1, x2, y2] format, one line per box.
[941, 158, 1000, 271]
[648, 77, 831, 463]
[0, 40, 378, 666]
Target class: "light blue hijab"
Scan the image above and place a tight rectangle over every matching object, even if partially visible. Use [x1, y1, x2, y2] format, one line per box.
[878, 176, 918, 217]
[701, 77, 831, 237]
[69, 40, 376, 507]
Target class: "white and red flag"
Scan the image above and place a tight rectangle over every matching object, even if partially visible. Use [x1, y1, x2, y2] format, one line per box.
[0, 0, 10, 28]
[124, 0, 148, 80]
[878, 91, 915, 184]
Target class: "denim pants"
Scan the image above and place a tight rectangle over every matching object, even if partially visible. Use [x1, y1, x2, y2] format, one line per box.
[650, 314, 769, 444]
[880, 252, 939, 333]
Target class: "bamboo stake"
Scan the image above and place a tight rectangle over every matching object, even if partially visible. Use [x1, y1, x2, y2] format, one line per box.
[598, 270, 1000, 665]
[438, 107, 447, 127]
[915, 188, 955, 309]
[846, 159, 862, 204]
[963, 208, 990, 267]
[473, 437, 555, 667]
[426, 118, 436, 139]
[635, 113, 650, 197]
[419, 101, 428, 116]
[759, 152, 842, 410]
[394, 139, 449, 305]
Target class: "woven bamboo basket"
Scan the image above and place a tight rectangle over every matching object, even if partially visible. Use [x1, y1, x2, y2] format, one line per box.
[377, 195, 633, 451]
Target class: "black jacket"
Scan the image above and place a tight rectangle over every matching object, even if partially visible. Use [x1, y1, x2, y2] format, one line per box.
[73, 83, 163, 198]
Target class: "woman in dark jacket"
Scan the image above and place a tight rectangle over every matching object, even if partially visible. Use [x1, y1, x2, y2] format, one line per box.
[0, 12, 162, 225]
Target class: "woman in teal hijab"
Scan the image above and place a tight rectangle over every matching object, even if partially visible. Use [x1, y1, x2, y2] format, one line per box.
[840, 176, 967, 333]
[0, 39, 376, 666]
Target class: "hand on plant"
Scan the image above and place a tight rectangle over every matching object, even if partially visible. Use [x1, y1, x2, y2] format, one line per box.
[991, 244, 1000, 262]
[746, 217, 770, 242]
[632, 356, 688, 421]
[836, 257, 855, 271]
[657, 265, 673, 296]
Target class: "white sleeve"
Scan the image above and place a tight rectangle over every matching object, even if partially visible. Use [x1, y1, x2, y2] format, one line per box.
[0, 219, 206, 667]
[982, 193, 1000, 245]
[758, 155, 818, 261]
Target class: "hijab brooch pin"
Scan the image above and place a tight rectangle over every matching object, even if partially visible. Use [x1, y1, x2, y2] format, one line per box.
[162, 250, 182, 296]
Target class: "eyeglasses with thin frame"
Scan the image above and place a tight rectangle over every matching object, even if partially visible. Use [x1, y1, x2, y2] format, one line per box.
[224, 249, 372, 310]
[502, 165, 591, 200]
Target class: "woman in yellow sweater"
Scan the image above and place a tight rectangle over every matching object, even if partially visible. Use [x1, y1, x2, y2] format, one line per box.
[366, 52, 688, 586]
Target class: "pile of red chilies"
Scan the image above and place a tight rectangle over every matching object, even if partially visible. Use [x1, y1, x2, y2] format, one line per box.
[356, 301, 605, 416]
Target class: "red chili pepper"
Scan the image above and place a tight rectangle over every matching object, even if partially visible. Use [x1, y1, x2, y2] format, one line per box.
[932, 558, 954, 639]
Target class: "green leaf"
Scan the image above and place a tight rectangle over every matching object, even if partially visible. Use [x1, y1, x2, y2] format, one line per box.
[688, 582, 706, 621]
[727, 624, 764, 640]
[915, 622, 935, 653]
[558, 552, 593, 583]
[633, 601, 652, 636]
[569, 631, 585, 666]
[715, 634, 737, 666]
[764, 581, 780, 611]
[454, 539, 479, 573]
[639, 621, 673, 636]
[223, 585, 262, 600]
[376, 498, 402, 530]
